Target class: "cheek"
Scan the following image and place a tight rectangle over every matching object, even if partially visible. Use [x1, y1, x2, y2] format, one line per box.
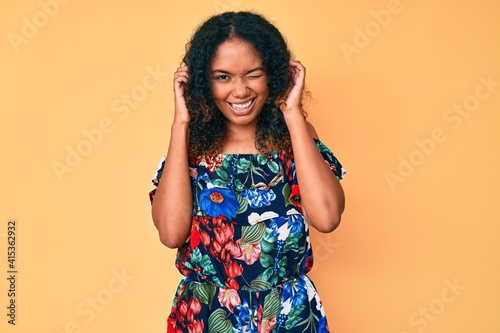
[251, 82, 269, 98]
[211, 84, 231, 100]
[259, 86, 269, 100]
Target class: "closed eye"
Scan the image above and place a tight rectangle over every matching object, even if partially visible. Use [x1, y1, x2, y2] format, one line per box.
[246, 73, 266, 80]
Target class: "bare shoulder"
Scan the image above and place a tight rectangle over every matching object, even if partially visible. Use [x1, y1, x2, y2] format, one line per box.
[306, 121, 320, 140]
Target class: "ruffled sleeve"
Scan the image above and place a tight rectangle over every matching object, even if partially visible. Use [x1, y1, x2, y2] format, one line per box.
[314, 138, 346, 180]
[149, 155, 166, 204]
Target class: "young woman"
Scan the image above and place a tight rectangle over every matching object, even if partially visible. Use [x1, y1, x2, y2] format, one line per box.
[150, 11, 346, 333]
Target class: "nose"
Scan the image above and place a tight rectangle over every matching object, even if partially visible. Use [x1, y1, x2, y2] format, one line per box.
[232, 77, 249, 98]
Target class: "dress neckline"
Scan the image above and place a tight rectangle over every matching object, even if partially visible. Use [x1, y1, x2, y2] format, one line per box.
[196, 150, 280, 158]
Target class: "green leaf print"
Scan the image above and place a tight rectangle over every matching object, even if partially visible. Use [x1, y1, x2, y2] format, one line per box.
[257, 154, 268, 165]
[285, 305, 306, 329]
[211, 276, 225, 288]
[278, 257, 287, 277]
[236, 158, 251, 174]
[315, 140, 330, 153]
[261, 238, 275, 253]
[248, 279, 272, 290]
[213, 179, 227, 187]
[257, 267, 274, 282]
[216, 167, 228, 180]
[235, 193, 248, 214]
[208, 308, 233, 333]
[263, 288, 280, 319]
[267, 160, 279, 173]
[221, 157, 230, 169]
[200, 255, 212, 267]
[191, 283, 216, 308]
[284, 236, 299, 251]
[241, 222, 266, 244]
[259, 253, 273, 267]
[192, 283, 210, 304]
[282, 183, 291, 206]
[233, 179, 244, 192]
[191, 248, 202, 263]
[288, 304, 305, 318]
[203, 263, 216, 276]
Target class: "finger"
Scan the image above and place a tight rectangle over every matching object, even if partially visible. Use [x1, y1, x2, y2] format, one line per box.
[289, 60, 305, 72]
[174, 69, 189, 76]
[174, 73, 188, 80]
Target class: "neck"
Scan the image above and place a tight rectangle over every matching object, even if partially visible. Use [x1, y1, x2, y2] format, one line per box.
[223, 122, 259, 154]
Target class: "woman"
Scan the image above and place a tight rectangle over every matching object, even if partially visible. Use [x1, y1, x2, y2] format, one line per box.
[150, 11, 346, 333]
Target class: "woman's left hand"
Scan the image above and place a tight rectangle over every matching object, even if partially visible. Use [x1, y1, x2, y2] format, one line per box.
[277, 60, 306, 114]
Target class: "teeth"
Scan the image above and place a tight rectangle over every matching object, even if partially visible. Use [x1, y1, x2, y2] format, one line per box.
[231, 100, 252, 110]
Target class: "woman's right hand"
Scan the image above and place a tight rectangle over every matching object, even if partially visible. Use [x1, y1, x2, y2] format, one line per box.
[173, 66, 190, 124]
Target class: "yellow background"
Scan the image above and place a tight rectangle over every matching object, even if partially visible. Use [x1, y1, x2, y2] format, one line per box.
[1, 0, 499, 332]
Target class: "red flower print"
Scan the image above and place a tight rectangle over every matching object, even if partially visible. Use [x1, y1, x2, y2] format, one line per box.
[278, 148, 294, 182]
[256, 305, 277, 333]
[175, 246, 193, 277]
[167, 296, 204, 333]
[190, 218, 201, 250]
[197, 216, 243, 287]
[259, 316, 277, 333]
[197, 154, 223, 173]
[289, 184, 302, 211]
[305, 248, 314, 273]
[235, 240, 261, 265]
[218, 287, 241, 312]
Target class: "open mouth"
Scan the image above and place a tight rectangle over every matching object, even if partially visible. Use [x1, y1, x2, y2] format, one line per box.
[228, 98, 255, 112]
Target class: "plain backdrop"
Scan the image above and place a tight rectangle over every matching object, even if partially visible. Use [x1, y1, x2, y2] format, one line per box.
[1, 0, 499, 332]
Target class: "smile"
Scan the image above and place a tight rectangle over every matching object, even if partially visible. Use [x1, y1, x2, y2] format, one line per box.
[229, 99, 255, 112]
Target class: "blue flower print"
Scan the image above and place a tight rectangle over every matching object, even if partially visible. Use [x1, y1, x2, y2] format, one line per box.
[234, 299, 258, 333]
[287, 214, 305, 235]
[267, 216, 288, 238]
[242, 188, 276, 208]
[282, 278, 308, 308]
[199, 187, 240, 218]
[318, 316, 329, 333]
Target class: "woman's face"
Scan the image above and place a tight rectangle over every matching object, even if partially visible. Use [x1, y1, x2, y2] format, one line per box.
[210, 39, 269, 130]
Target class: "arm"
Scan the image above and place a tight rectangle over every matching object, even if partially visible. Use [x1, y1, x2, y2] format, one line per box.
[280, 61, 345, 232]
[151, 66, 193, 248]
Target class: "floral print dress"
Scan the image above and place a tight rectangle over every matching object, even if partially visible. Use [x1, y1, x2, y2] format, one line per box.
[149, 139, 345, 333]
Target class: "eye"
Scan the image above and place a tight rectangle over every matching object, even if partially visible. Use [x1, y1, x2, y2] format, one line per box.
[214, 75, 230, 81]
[246, 72, 266, 80]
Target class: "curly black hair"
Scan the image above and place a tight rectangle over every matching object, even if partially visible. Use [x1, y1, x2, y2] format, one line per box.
[182, 11, 305, 156]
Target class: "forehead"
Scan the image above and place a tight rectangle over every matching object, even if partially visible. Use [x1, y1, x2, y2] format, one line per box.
[211, 39, 262, 71]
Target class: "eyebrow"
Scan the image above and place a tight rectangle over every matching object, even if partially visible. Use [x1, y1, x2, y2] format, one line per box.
[211, 67, 265, 75]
